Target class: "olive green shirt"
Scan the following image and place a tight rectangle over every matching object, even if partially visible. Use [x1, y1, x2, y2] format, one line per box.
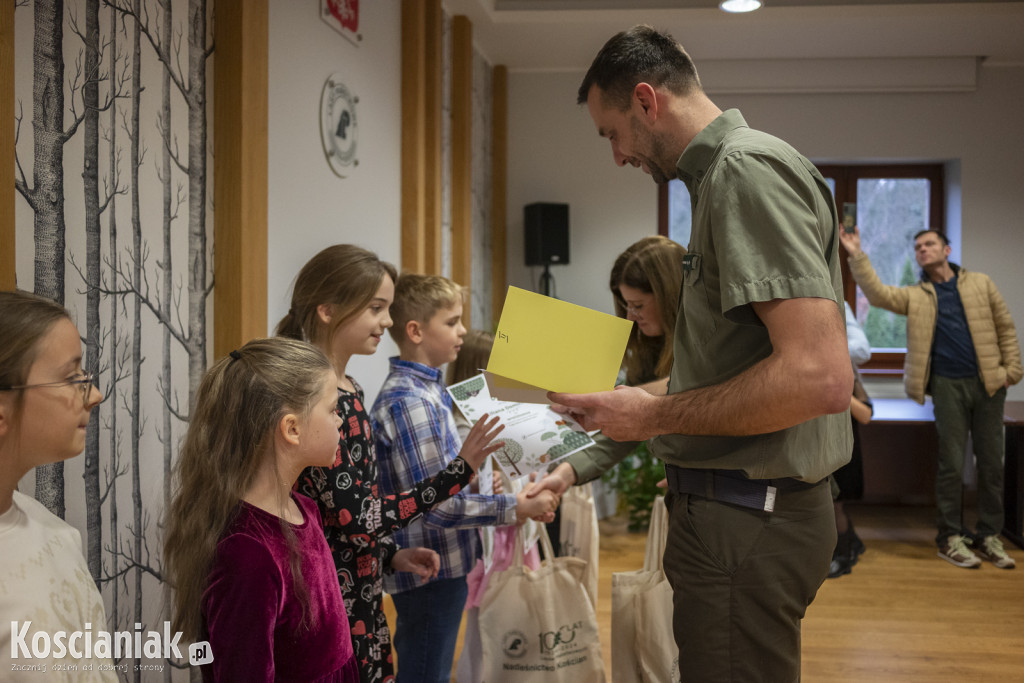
[646, 109, 851, 483]
[566, 432, 638, 485]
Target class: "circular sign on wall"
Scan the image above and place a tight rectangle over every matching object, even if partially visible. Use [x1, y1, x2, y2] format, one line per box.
[320, 74, 359, 178]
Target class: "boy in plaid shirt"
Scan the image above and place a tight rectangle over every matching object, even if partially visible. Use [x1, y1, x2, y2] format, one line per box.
[370, 273, 558, 682]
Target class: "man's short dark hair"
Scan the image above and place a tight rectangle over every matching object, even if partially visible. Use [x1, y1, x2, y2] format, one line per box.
[913, 229, 951, 247]
[577, 25, 702, 110]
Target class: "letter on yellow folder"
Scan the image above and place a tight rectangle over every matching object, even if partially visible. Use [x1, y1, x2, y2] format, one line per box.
[486, 287, 633, 399]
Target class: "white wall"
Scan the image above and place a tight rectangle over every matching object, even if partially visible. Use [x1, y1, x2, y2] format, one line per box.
[268, 0, 403, 402]
[506, 63, 1024, 401]
[507, 70, 656, 316]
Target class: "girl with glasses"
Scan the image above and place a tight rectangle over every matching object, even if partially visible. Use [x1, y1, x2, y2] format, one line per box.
[0, 290, 114, 680]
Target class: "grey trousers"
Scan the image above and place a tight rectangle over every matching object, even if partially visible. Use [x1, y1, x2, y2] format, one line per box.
[930, 374, 1007, 544]
[663, 480, 834, 683]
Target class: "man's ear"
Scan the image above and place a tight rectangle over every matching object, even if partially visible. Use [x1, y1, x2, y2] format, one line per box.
[406, 319, 423, 345]
[278, 412, 301, 447]
[0, 402, 9, 438]
[633, 82, 659, 120]
[316, 304, 334, 326]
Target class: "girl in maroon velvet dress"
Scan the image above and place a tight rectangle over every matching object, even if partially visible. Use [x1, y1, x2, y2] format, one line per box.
[277, 245, 504, 683]
[165, 338, 359, 682]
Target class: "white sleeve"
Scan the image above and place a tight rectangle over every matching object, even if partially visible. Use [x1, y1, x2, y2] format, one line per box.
[845, 301, 871, 366]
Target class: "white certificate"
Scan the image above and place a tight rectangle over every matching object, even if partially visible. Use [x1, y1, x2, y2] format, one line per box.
[447, 373, 595, 481]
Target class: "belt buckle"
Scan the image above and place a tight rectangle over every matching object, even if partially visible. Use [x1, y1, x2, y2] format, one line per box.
[763, 485, 777, 513]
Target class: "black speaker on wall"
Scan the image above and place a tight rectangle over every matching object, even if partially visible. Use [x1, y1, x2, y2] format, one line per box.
[524, 202, 570, 266]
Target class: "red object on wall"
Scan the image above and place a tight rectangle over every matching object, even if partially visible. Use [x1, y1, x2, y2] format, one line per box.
[322, 0, 360, 45]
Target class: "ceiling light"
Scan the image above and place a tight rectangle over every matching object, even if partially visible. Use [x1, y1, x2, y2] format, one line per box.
[720, 0, 763, 13]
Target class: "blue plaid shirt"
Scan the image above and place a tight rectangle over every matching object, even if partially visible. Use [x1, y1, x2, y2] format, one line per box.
[370, 357, 517, 594]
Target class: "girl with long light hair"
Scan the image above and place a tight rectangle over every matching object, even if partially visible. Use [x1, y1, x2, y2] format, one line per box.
[165, 338, 358, 680]
[610, 234, 686, 386]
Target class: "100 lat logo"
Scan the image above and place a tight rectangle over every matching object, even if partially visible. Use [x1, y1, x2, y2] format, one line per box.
[539, 620, 584, 654]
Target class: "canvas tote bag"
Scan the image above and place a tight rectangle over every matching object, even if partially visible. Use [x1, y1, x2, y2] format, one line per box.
[611, 495, 679, 682]
[478, 524, 606, 682]
[558, 482, 600, 609]
[633, 565, 680, 682]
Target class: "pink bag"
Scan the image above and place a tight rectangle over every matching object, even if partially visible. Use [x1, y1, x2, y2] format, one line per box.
[466, 525, 540, 609]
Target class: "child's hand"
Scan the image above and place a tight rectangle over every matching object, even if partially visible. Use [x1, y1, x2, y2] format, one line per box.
[457, 414, 505, 472]
[516, 488, 559, 525]
[391, 547, 440, 584]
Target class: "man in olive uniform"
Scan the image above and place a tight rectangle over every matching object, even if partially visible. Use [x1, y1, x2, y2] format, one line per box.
[539, 25, 854, 682]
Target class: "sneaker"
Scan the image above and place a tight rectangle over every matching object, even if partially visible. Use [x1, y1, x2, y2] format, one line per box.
[975, 535, 1016, 569]
[938, 535, 982, 569]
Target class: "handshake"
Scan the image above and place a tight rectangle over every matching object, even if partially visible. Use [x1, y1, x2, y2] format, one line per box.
[516, 470, 562, 525]
[520, 461, 579, 524]
[459, 413, 564, 525]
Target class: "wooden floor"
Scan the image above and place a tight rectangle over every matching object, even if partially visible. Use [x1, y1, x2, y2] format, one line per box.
[801, 504, 1024, 682]
[385, 504, 1024, 681]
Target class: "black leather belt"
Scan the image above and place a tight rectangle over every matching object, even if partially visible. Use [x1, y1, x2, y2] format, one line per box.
[664, 465, 819, 513]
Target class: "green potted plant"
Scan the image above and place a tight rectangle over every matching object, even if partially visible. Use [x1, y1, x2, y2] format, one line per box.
[601, 441, 664, 532]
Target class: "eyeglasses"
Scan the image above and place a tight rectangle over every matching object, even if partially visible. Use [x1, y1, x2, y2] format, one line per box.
[0, 372, 97, 407]
[626, 303, 644, 315]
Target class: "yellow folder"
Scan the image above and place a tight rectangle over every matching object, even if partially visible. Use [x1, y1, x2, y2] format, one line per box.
[485, 287, 633, 401]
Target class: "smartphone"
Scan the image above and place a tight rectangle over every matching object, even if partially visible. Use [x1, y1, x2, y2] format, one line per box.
[842, 203, 857, 234]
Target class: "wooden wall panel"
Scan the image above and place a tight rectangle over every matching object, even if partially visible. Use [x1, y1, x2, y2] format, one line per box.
[401, 0, 426, 273]
[401, 0, 443, 275]
[423, 0, 443, 275]
[213, 0, 268, 356]
[450, 15, 472, 325]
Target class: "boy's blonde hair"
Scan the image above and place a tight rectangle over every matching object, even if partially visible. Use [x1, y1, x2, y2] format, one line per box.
[389, 273, 464, 344]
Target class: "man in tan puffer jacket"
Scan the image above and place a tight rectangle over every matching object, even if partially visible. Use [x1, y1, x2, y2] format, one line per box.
[839, 226, 1022, 571]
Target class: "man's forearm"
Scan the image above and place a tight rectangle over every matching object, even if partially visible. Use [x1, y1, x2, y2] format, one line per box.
[646, 343, 851, 437]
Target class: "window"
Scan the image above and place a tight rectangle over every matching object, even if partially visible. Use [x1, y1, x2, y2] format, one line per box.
[819, 164, 945, 374]
[660, 164, 946, 375]
[658, 180, 692, 248]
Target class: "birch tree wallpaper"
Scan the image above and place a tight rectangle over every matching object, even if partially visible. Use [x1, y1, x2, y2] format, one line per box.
[13, 0, 214, 679]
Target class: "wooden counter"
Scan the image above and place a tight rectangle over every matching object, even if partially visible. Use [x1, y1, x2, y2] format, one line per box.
[858, 399, 938, 506]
